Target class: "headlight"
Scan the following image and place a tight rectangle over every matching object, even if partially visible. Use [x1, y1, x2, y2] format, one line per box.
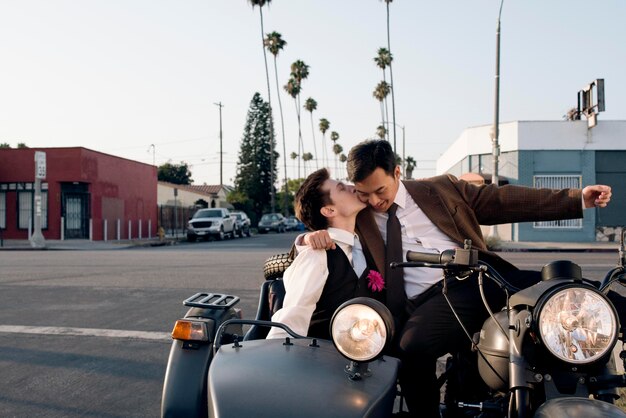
[330, 298, 393, 362]
[536, 285, 618, 365]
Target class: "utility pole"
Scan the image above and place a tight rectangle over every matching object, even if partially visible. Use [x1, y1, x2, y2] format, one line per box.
[384, 122, 405, 179]
[489, 0, 504, 240]
[214, 102, 224, 186]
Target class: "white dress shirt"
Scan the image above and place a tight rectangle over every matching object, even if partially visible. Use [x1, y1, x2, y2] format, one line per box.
[373, 182, 458, 298]
[266, 228, 360, 339]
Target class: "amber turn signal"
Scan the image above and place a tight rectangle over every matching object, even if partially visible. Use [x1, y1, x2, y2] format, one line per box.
[171, 319, 209, 341]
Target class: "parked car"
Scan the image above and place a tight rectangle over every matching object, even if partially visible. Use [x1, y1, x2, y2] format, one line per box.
[285, 216, 305, 231]
[230, 211, 251, 237]
[257, 213, 286, 234]
[187, 208, 235, 241]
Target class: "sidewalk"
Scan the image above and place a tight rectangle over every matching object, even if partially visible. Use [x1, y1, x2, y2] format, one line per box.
[0, 237, 619, 252]
[0, 237, 181, 251]
[497, 240, 618, 253]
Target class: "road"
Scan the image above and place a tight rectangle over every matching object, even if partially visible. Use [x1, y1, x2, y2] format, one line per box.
[0, 232, 298, 418]
[0, 236, 623, 417]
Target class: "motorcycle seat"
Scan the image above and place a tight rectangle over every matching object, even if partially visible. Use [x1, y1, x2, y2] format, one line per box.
[243, 279, 285, 341]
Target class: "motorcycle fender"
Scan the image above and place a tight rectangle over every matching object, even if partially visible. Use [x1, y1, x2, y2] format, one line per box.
[534, 397, 626, 418]
[208, 339, 400, 418]
[161, 338, 214, 417]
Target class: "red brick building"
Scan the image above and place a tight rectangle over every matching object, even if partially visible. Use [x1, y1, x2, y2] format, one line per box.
[0, 147, 157, 240]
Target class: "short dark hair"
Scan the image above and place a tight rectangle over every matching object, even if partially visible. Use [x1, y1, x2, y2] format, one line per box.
[347, 139, 396, 183]
[295, 168, 332, 231]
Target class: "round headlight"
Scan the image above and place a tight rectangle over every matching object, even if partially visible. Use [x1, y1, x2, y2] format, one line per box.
[537, 286, 618, 365]
[330, 298, 393, 362]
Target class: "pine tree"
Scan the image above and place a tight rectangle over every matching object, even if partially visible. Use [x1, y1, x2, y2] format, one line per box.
[234, 93, 278, 224]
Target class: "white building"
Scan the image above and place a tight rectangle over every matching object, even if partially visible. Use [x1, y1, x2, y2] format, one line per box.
[436, 120, 626, 242]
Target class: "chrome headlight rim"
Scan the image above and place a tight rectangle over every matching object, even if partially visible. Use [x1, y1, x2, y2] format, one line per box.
[534, 283, 619, 365]
[329, 297, 394, 363]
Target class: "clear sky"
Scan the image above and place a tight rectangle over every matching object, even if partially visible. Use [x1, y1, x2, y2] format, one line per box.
[1, 0, 624, 186]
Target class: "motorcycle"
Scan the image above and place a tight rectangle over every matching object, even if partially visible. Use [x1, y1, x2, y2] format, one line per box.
[161, 232, 626, 418]
[400, 231, 626, 418]
[161, 254, 400, 418]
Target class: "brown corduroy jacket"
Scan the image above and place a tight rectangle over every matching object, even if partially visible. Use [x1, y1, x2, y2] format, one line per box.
[355, 174, 583, 279]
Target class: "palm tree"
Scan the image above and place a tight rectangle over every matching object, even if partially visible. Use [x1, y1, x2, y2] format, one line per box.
[339, 153, 348, 180]
[330, 131, 340, 178]
[318, 118, 330, 168]
[264, 31, 289, 215]
[304, 97, 318, 170]
[284, 77, 302, 178]
[286, 60, 310, 179]
[373, 81, 390, 131]
[332, 143, 343, 180]
[405, 156, 416, 179]
[374, 47, 393, 141]
[290, 151, 299, 179]
[380, 0, 398, 154]
[302, 152, 314, 176]
[376, 124, 387, 139]
[248, 0, 276, 212]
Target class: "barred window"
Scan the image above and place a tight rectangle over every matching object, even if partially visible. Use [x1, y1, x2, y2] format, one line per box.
[533, 175, 582, 229]
[0, 192, 5, 229]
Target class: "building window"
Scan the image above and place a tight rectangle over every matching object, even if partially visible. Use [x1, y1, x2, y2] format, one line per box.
[533, 175, 582, 229]
[17, 191, 48, 230]
[0, 192, 5, 229]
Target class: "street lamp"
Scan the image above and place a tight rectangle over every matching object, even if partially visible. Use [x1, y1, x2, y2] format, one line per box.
[489, 0, 504, 240]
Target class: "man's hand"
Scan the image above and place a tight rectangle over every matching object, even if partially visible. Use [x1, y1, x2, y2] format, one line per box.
[583, 185, 612, 208]
[303, 230, 336, 250]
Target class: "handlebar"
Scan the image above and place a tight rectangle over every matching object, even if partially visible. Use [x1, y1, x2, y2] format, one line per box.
[406, 249, 457, 265]
[405, 246, 479, 268]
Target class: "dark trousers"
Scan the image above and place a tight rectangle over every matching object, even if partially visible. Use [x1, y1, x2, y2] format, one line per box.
[395, 271, 536, 418]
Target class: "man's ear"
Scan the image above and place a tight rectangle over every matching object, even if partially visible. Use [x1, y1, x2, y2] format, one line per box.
[320, 206, 335, 219]
[394, 165, 401, 181]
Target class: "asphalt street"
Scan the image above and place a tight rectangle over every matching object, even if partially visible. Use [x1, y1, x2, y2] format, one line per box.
[0, 231, 298, 417]
[0, 233, 624, 417]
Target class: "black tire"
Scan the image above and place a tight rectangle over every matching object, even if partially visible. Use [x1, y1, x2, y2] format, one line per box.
[187, 235, 196, 242]
[245, 227, 251, 237]
[218, 226, 225, 240]
[263, 253, 293, 280]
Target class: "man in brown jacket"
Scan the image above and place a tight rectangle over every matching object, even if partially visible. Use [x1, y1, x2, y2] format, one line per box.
[305, 139, 613, 417]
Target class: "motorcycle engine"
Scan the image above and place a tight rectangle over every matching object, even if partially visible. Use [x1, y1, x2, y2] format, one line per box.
[476, 310, 509, 391]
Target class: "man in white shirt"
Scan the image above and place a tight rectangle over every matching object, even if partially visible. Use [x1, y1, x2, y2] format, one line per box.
[266, 167, 380, 340]
[304, 139, 614, 417]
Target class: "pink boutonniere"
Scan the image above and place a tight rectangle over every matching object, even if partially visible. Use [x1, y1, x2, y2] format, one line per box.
[367, 270, 385, 292]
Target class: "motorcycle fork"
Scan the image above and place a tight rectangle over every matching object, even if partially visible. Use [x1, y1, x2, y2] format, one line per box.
[508, 308, 534, 418]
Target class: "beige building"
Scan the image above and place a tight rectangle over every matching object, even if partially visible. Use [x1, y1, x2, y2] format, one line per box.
[157, 182, 233, 209]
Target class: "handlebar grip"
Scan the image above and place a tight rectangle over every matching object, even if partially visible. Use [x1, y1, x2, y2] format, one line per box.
[406, 249, 456, 264]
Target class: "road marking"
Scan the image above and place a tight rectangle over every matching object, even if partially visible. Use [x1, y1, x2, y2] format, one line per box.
[0, 325, 171, 341]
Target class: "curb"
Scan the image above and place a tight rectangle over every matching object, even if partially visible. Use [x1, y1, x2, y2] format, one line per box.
[0, 238, 182, 251]
[496, 247, 616, 253]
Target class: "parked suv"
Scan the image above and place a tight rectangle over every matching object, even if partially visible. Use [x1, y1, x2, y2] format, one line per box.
[187, 208, 235, 241]
[257, 213, 286, 234]
[230, 211, 251, 238]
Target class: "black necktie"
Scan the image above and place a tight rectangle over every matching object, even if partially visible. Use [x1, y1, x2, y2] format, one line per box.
[385, 203, 406, 316]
